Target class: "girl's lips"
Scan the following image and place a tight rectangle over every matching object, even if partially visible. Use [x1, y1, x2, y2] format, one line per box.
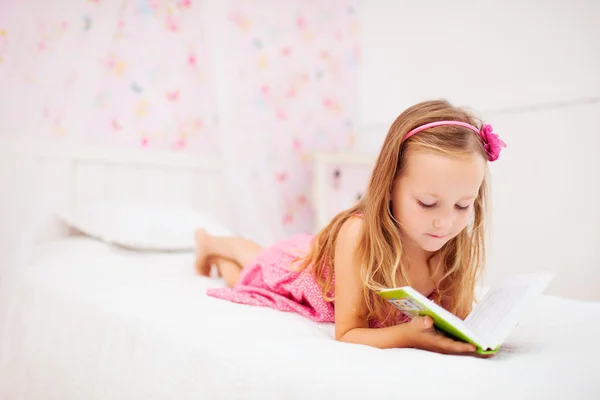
[427, 233, 446, 239]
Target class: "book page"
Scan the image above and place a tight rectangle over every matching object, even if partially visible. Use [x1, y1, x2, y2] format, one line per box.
[464, 272, 554, 346]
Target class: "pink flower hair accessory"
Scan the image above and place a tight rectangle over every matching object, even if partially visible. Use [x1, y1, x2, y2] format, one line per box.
[403, 120, 507, 162]
[479, 123, 506, 162]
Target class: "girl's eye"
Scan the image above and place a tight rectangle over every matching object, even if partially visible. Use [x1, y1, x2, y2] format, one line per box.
[419, 201, 472, 211]
[418, 201, 436, 209]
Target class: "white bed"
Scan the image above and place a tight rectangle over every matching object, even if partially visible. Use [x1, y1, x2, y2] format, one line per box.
[1, 237, 599, 399]
[1, 141, 599, 399]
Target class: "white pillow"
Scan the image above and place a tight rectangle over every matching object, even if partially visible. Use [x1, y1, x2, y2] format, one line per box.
[56, 201, 233, 252]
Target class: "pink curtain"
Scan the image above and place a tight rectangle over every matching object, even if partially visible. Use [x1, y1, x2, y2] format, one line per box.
[0, 0, 360, 251]
[200, 0, 360, 242]
[0, 0, 218, 152]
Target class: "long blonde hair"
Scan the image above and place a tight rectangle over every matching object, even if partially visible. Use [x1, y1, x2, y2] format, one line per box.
[299, 100, 490, 325]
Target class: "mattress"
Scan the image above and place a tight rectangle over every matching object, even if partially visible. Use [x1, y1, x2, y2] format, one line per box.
[0, 237, 598, 400]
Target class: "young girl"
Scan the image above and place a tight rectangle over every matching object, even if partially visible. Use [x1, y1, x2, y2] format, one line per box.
[195, 99, 506, 356]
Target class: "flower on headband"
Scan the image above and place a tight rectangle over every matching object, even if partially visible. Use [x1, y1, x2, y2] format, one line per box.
[480, 124, 506, 162]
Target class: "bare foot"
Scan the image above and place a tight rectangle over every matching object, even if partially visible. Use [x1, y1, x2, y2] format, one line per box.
[194, 229, 213, 276]
[211, 257, 242, 287]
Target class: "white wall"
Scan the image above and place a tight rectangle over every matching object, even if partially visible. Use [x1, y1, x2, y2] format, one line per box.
[357, 1, 600, 301]
[358, 0, 600, 124]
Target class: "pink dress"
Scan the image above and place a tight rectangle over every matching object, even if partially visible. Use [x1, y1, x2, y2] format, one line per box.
[206, 234, 335, 322]
[206, 233, 419, 327]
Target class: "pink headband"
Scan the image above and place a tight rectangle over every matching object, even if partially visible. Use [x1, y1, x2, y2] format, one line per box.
[403, 120, 507, 162]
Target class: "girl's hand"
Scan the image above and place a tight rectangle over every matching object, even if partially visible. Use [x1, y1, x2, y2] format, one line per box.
[408, 316, 480, 356]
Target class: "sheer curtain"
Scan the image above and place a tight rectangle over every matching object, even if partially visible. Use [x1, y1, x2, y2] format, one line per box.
[0, 0, 361, 272]
[0, 1, 95, 272]
[202, 0, 360, 245]
[0, 0, 221, 270]
[201, 0, 285, 245]
[0, 154, 43, 272]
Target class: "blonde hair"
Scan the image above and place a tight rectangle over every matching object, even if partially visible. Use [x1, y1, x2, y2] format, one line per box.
[299, 100, 489, 325]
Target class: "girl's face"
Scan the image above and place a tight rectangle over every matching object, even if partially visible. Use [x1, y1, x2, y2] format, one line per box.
[390, 150, 486, 253]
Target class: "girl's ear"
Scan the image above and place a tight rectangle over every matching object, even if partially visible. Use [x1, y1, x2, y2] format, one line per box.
[387, 178, 398, 203]
[386, 184, 393, 203]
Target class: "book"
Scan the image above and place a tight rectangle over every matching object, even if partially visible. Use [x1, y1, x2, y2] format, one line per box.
[377, 272, 555, 354]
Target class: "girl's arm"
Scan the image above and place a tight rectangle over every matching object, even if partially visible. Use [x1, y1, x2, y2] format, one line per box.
[333, 216, 411, 348]
[333, 217, 476, 354]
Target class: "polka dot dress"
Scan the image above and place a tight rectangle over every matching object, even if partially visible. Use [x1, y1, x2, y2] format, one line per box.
[207, 234, 338, 322]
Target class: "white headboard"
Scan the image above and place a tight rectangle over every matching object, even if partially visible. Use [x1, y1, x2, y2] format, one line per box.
[1, 138, 230, 242]
[311, 151, 376, 231]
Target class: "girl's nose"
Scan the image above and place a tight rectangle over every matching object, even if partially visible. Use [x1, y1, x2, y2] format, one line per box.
[433, 213, 453, 230]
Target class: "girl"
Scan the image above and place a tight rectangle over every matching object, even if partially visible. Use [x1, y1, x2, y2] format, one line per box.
[195, 99, 506, 356]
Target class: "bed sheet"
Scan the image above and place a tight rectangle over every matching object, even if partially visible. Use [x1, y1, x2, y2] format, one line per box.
[0, 237, 598, 400]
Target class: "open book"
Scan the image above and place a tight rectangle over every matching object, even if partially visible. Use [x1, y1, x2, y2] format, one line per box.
[377, 272, 555, 354]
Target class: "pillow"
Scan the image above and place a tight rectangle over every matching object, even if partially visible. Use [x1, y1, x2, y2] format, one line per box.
[55, 201, 233, 252]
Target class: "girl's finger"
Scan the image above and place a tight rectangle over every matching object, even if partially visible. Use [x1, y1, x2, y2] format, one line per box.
[436, 336, 476, 353]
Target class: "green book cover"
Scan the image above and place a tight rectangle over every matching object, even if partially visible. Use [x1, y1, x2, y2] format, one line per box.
[377, 272, 554, 355]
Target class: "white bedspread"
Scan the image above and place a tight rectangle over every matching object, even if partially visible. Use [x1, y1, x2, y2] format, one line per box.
[0, 237, 598, 400]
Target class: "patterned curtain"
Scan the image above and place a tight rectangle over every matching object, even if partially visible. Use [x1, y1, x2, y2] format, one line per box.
[0, 0, 360, 246]
[202, 0, 360, 242]
[0, 0, 218, 151]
